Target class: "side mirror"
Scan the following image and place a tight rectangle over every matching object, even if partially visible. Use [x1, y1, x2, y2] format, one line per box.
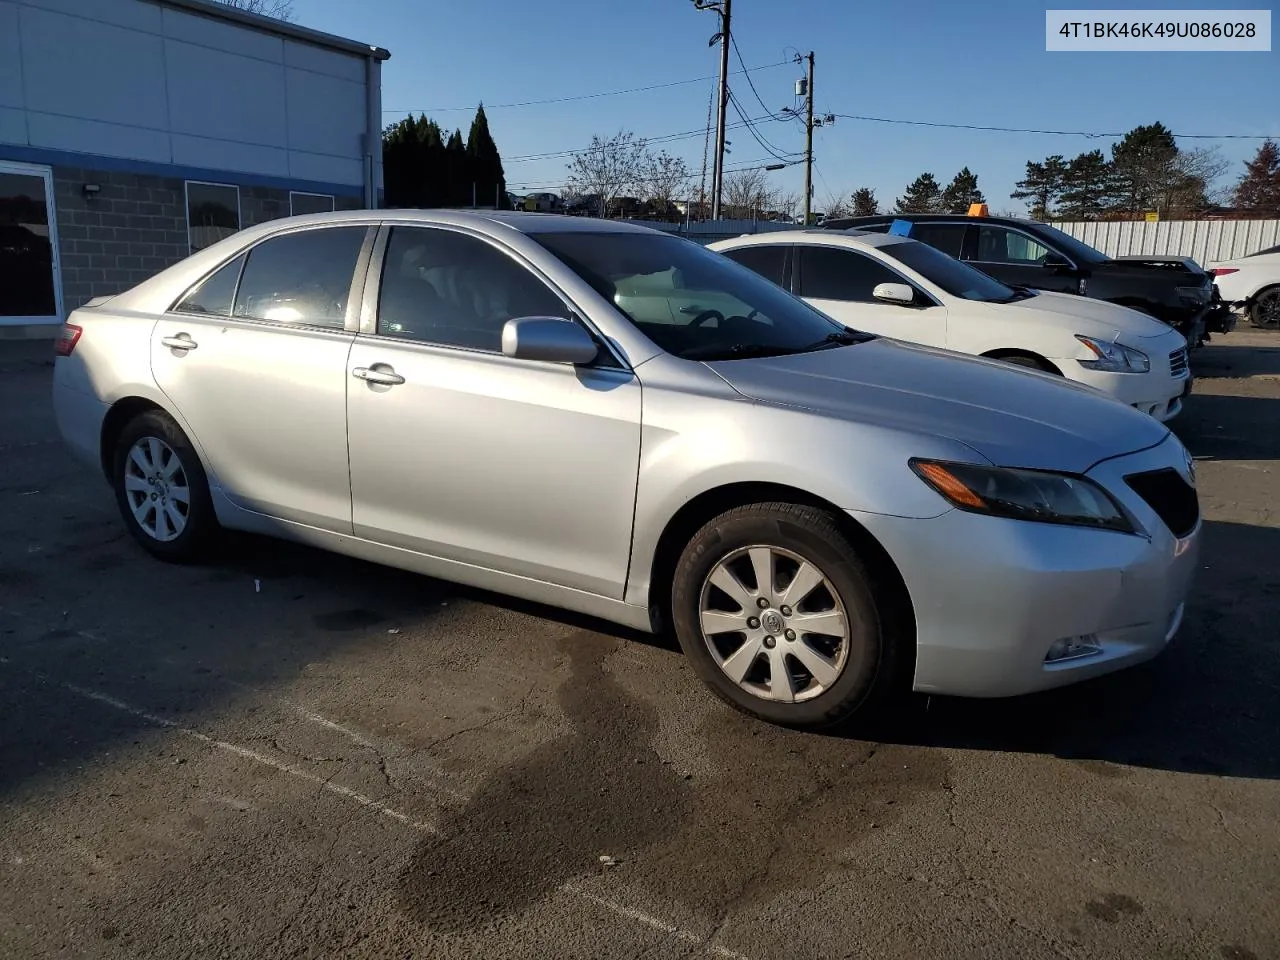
[501, 317, 598, 365]
[872, 282, 917, 306]
[1042, 252, 1071, 269]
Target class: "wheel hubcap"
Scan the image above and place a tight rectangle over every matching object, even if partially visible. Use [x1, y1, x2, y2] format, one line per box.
[123, 437, 190, 542]
[1260, 293, 1280, 328]
[698, 545, 850, 704]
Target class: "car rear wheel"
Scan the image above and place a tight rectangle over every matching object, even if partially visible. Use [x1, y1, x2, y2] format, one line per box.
[112, 410, 217, 563]
[1251, 287, 1280, 329]
[670, 502, 904, 728]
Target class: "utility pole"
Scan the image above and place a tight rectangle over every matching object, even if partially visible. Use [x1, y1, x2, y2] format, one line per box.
[695, 0, 731, 220]
[802, 51, 814, 226]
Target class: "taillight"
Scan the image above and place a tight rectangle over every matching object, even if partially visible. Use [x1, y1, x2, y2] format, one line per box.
[1210, 268, 1238, 277]
[55, 323, 82, 357]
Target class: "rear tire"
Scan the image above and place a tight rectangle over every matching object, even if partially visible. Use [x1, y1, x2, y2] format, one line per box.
[670, 502, 907, 729]
[112, 410, 217, 563]
[1251, 287, 1280, 329]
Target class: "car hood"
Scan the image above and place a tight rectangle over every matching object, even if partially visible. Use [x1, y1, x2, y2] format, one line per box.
[708, 337, 1170, 474]
[1002, 291, 1175, 340]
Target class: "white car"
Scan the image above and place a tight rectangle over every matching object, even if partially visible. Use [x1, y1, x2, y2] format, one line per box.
[710, 231, 1192, 421]
[1208, 244, 1280, 329]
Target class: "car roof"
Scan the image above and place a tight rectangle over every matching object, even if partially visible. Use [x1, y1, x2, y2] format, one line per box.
[262, 208, 664, 236]
[824, 213, 1043, 229]
[712, 229, 911, 250]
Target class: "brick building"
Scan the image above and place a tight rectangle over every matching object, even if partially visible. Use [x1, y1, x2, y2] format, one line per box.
[0, 0, 389, 338]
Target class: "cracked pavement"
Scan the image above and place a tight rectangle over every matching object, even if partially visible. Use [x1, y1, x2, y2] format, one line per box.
[1, 330, 1278, 959]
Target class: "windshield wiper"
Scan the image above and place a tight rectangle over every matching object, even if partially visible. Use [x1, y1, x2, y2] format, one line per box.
[799, 327, 877, 351]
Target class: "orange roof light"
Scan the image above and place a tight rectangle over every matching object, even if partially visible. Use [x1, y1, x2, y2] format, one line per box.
[967, 203, 989, 217]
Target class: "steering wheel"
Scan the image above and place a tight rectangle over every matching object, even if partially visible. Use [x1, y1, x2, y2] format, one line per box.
[689, 308, 725, 328]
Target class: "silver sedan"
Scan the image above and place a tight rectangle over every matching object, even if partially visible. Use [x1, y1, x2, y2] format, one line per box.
[52, 211, 1201, 728]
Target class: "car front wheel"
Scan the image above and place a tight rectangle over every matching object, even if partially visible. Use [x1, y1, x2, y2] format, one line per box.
[670, 502, 905, 728]
[112, 409, 217, 562]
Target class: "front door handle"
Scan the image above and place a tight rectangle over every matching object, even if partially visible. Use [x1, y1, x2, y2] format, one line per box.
[160, 334, 198, 352]
[352, 365, 405, 386]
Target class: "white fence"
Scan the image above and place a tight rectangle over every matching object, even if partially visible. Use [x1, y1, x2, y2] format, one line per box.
[1055, 219, 1280, 267]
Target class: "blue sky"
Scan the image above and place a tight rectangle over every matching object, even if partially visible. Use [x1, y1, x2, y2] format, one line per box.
[300, 0, 1277, 213]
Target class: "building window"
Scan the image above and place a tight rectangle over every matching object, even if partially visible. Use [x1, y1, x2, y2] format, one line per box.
[186, 182, 241, 254]
[290, 192, 335, 216]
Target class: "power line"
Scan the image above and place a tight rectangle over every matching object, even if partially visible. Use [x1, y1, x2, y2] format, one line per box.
[726, 90, 799, 164]
[730, 35, 783, 120]
[503, 112, 789, 164]
[382, 60, 791, 114]
[831, 114, 1276, 140]
[507, 157, 799, 193]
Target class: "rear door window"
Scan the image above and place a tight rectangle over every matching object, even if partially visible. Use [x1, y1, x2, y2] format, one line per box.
[233, 226, 368, 328]
[720, 245, 789, 288]
[907, 223, 967, 258]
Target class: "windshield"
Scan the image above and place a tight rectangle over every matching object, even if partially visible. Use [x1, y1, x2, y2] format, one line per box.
[877, 239, 1029, 303]
[1031, 223, 1110, 264]
[532, 231, 868, 360]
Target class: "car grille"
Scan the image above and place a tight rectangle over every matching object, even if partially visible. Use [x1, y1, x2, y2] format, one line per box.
[1124, 468, 1199, 538]
[1169, 347, 1188, 377]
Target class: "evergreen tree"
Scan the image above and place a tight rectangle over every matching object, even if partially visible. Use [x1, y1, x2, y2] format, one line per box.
[466, 104, 508, 210]
[445, 128, 468, 207]
[1232, 139, 1280, 216]
[1059, 150, 1115, 220]
[894, 173, 943, 214]
[940, 167, 985, 213]
[1010, 155, 1067, 220]
[850, 187, 879, 216]
[1110, 122, 1179, 215]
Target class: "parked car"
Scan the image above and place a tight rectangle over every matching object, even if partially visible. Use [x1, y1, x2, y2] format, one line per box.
[711, 230, 1193, 421]
[821, 213, 1233, 346]
[1208, 243, 1280, 329]
[52, 211, 1201, 729]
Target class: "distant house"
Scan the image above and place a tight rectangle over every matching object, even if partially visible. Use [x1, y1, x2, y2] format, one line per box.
[0, 0, 388, 337]
[520, 192, 563, 213]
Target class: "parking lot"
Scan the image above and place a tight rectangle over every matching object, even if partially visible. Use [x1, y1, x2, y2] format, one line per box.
[1, 331, 1278, 960]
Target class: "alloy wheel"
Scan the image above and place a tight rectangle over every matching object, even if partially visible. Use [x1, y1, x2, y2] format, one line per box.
[122, 436, 191, 542]
[698, 545, 850, 703]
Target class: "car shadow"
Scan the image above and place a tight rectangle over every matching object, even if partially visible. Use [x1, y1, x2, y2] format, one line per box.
[1194, 330, 1280, 378]
[1172, 391, 1280, 463]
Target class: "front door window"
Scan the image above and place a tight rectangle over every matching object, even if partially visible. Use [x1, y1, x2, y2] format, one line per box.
[0, 163, 60, 323]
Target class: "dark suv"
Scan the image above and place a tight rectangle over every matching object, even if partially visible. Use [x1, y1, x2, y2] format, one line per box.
[821, 214, 1233, 346]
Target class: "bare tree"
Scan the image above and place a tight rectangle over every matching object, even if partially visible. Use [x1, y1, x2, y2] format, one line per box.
[721, 168, 777, 219]
[774, 191, 801, 221]
[640, 151, 690, 220]
[215, 0, 295, 19]
[1170, 145, 1231, 212]
[565, 131, 648, 219]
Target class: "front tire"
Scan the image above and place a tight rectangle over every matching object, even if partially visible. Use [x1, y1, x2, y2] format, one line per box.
[670, 503, 905, 729]
[112, 410, 217, 563]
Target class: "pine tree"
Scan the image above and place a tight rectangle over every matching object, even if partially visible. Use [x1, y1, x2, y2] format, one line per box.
[850, 187, 878, 216]
[1059, 150, 1115, 220]
[445, 128, 468, 207]
[940, 167, 985, 214]
[1010, 155, 1067, 220]
[1232, 139, 1280, 216]
[466, 104, 508, 210]
[1110, 122, 1179, 216]
[894, 173, 943, 214]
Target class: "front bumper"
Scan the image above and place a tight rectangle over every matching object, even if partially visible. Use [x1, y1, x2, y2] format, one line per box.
[853, 435, 1200, 699]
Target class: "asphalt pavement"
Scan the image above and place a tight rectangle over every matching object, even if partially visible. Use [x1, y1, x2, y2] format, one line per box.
[1, 330, 1277, 960]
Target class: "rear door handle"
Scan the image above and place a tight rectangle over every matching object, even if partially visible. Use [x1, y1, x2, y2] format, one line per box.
[160, 334, 197, 351]
[352, 365, 405, 386]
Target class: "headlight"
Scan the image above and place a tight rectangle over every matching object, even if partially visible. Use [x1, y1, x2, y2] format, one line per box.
[910, 459, 1135, 533]
[1076, 335, 1149, 373]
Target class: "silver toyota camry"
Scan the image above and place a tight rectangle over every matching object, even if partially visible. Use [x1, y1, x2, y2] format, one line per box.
[52, 211, 1201, 728]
